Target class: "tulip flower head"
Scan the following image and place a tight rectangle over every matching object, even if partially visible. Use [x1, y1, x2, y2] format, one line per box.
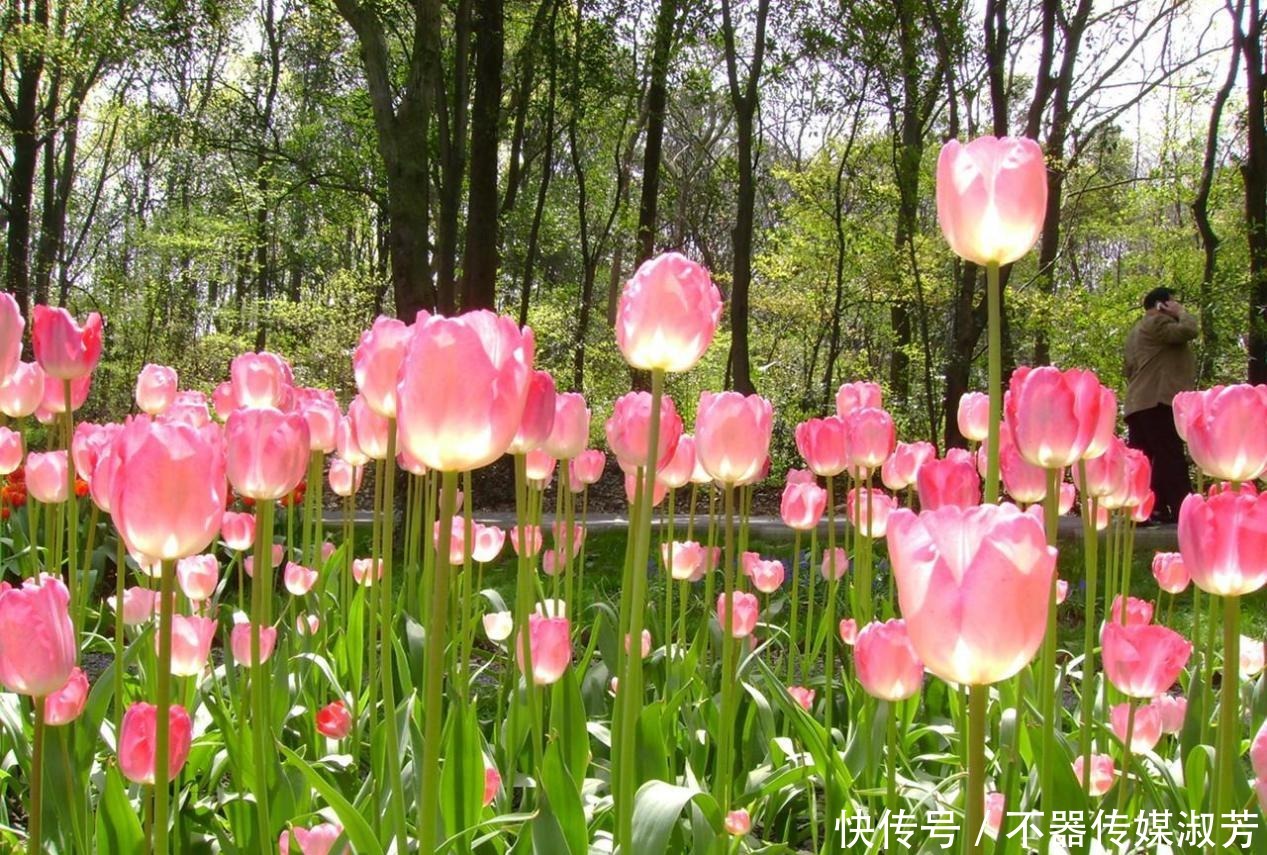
[615, 252, 722, 373]
[935, 136, 1047, 267]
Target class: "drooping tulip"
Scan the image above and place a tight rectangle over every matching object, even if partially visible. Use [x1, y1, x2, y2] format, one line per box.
[1072, 754, 1116, 798]
[225, 407, 310, 501]
[1175, 385, 1267, 483]
[795, 416, 849, 477]
[915, 449, 981, 510]
[118, 702, 193, 785]
[109, 417, 226, 561]
[957, 392, 990, 443]
[1005, 366, 1105, 469]
[854, 619, 925, 701]
[315, 700, 353, 740]
[1110, 702, 1162, 753]
[695, 391, 772, 485]
[1100, 621, 1192, 699]
[164, 615, 218, 676]
[396, 311, 534, 472]
[25, 450, 69, 503]
[1178, 485, 1267, 597]
[507, 369, 557, 455]
[0, 361, 45, 418]
[615, 252, 722, 372]
[935, 136, 1047, 267]
[135, 364, 179, 415]
[229, 351, 293, 410]
[881, 440, 936, 491]
[605, 391, 683, 473]
[517, 613, 571, 685]
[716, 591, 759, 638]
[780, 472, 827, 530]
[32, 305, 102, 380]
[43, 667, 89, 726]
[353, 316, 412, 418]
[176, 554, 220, 601]
[544, 391, 589, 461]
[887, 503, 1056, 685]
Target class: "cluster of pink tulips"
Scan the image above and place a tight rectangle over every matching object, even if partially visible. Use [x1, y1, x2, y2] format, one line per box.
[0, 133, 1264, 855]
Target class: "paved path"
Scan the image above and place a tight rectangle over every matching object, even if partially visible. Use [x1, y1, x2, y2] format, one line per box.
[323, 509, 1179, 548]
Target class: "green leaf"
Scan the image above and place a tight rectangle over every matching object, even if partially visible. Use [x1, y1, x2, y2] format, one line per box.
[95, 764, 145, 855]
[629, 780, 722, 855]
[551, 666, 590, 783]
[536, 740, 588, 855]
[278, 742, 384, 855]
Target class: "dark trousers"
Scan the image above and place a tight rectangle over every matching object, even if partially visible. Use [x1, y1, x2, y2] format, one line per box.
[1125, 404, 1193, 521]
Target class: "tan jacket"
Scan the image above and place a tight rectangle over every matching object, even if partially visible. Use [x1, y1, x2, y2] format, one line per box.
[1124, 309, 1198, 416]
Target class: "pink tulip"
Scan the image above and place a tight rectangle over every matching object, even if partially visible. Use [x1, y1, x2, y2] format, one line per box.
[695, 392, 772, 485]
[347, 395, 390, 460]
[483, 611, 514, 642]
[109, 587, 164, 626]
[135, 364, 178, 415]
[296, 613, 320, 635]
[1056, 579, 1069, 604]
[788, 686, 815, 711]
[230, 619, 277, 667]
[821, 547, 849, 581]
[335, 417, 369, 467]
[605, 391, 683, 473]
[315, 700, 353, 740]
[836, 381, 882, 418]
[284, 562, 318, 596]
[550, 522, 585, 558]
[243, 546, 284, 580]
[353, 316, 411, 418]
[723, 809, 752, 836]
[615, 252, 722, 372]
[164, 615, 218, 676]
[1084, 386, 1120, 461]
[118, 702, 192, 785]
[1072, 754, 1116, 798]
[176, 554, 220, 601]
[846, 487, 895, 539]
[1155, 694, 1187, 734]
[517, 613, 571, 685]
[32, 305, 102, 380]
[483, 765, 502, 808]
[1005, 366, 1105, 468]
[506, 369, 556, 455]
[780, 472, 827, 530]
[750, 559, 785, 594]
[220, 512, 256, 552]
[625, 629, 653, 659]
[229, 351, 293, 411]
[983, 792, 1005, 839]
[328, 458, 363, 497]
[1100, 621, 1192, 699]
[1111, 702, 1162, 753]
[998, 425, 1048, 505]
[935, 136, 1047, 267]
[509, 525, 543, 557]
[525, 449, 555, 483]
[71, 421, 119, 485]
[881, 440, 936, 491]
[854, 619, 925, 701]
[625, 471, 668, 507]
[0, 361, 45, 418]
[569, 449, 605, 488]
[25, 450, 69, 503]
[0, 293, 21, 382]
[1176, 385, 1267, 482]
[109, 416, 226, 560]
[915, 448, 980, 510]
[1130, 492, 1156, 524]
[35, 371, 90, 418]
[544, 392, 589, 461]
[472, 524, 506, 563]
[396, 311, 534, 472]
[43, 667, 89, 726]
[662, 541, 705, 581]
[226, 407, 310, 501]
[279, 823, 349, 855]
[1252, 718, 1267, 779]
[159, 392, 210, 429]
[657, 433, 696, 490]
[843, 407, 895, 473]
[352, 558, 382, 587]
[839, 619, 859, 645]
[0, 427, 21, 475]
[794, 416, 849, 477]
[1109, 594, 1154, 626]
[716, 592, 759, 638]
[296, 392, 340, 454]
[1077, 436, 1129, 501]
[0, 574, 75, 697]
[887, 503, 1056, 685]
[957, 392, 990, 443]
[1059, 482, 1076, 515]
[1178, 485, 1267, 597]
[1240, 634, 1265, 679]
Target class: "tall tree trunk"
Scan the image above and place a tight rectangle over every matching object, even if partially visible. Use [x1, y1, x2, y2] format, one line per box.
[436, 0, 472, 313]
[3, 0, 50, 320]
[461, 0, 503, 311]
[518, 4, 558, 328]
[720, 0, 770, 396]
[1193, 4, 1241, 382]
[1241, 0, 1267, 382]
[501, 0, 554, 214]
[635, 0, 678, 263]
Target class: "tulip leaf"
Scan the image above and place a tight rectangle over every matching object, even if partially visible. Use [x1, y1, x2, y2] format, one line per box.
[95, 764, 145, 855]
[636, 701, 671, 786]
[630, 780, 722, 855]
[551, 664, 589, 782]
[278, 742, 384, 855]
[535, 739, 588, 855]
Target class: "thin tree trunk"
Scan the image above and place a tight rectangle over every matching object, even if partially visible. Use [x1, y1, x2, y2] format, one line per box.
[635, 0, 678, 264]
[436, 0, 472, 314]
[461, 0, 503, 311]
[518, 4, 559, 328]
[1240, 0, 1267, 382]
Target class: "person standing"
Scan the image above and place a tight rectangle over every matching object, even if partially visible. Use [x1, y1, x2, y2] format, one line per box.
[1123, 287, 1198, 523]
